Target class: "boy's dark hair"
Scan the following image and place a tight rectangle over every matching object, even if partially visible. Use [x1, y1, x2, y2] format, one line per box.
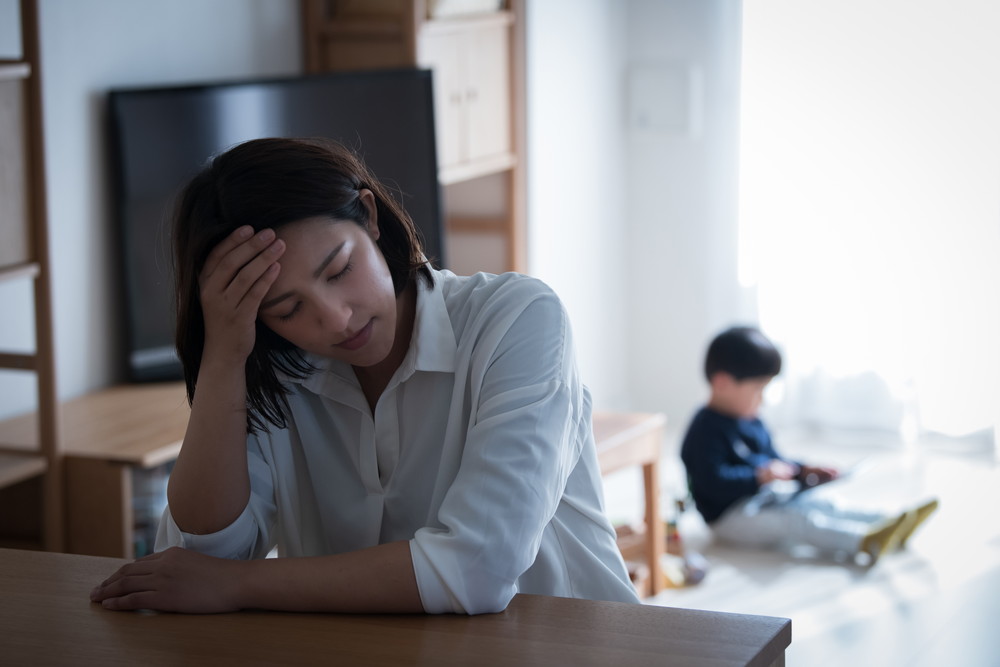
[172, 137, 433, 434]
[704, 326, 782, 381]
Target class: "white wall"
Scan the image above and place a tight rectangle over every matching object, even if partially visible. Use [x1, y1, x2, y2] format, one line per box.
[524, 0, 631, 410]
[623, 0, 747, 430]
[527, 0, 745, 424]
[0, 0, 19, 57]
[0, 0, 300, 418]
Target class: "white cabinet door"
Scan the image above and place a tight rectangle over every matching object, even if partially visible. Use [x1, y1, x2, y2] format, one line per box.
[464, 20, 510, 165]
[419, 18, 511, 175]
[419, 29, 465, 171]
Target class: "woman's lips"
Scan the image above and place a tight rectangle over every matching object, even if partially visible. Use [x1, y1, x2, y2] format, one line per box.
[336, 319, 373, 351]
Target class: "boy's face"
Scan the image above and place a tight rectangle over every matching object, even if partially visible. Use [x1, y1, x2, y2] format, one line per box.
[711, 373, 772, 419]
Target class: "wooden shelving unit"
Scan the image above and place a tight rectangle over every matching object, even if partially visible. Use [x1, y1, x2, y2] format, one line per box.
[300, 0, 526, 276]
[0, 0, 61, 552]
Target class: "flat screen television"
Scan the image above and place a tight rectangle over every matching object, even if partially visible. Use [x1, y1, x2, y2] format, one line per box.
[108, 69, 443, 382]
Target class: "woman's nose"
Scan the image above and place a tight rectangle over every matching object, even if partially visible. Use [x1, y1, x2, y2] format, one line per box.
[315, 298, 351, 332]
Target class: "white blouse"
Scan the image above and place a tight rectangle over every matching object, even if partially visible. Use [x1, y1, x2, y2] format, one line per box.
[156, 268, 639, 614]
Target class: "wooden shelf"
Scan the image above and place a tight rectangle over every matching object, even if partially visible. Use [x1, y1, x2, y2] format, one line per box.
[0, 61, 30, 81]
[0, 262, 41, 281]
[322, 19, 404, 38]
[438, 152, 516, 185]
[301, 0, 526, 274]
[0, 452, 46, 489]
[0, 353, 36, 371]
[448, 215, 508, 234]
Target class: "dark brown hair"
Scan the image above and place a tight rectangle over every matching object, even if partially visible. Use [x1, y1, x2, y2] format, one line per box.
[173, 137, 432, 432]
[705, 326, 782, 381]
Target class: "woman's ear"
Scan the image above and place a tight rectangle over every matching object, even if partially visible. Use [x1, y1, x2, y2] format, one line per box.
[358, 188, 380, 241]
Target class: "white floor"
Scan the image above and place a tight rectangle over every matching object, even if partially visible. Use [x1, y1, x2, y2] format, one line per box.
[605, 428, 1000, 667]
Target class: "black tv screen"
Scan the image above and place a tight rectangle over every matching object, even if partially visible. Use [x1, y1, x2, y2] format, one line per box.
[108, 69, 443, 382]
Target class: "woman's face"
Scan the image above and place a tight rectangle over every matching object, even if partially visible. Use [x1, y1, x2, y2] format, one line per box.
[256, 203, 399, 368]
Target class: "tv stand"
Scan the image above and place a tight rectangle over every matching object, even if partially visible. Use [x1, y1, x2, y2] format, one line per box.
[0, 382, 189, 557]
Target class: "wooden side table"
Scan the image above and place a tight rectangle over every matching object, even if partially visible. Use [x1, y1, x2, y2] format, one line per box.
[0, 382, 189, 557]
[593, 411, 668, 597]
[1, 382, 671, 595]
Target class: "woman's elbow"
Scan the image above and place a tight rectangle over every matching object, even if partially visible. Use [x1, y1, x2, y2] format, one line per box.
[462, 588, 515, 615]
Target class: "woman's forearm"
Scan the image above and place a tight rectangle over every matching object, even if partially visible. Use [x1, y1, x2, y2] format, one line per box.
[91, 541, 424, 614]
[167, 356, 253, 534]
[236, 541, 424, 613]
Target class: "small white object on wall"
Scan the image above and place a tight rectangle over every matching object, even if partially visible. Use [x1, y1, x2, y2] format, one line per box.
[627, 62, 702, 138]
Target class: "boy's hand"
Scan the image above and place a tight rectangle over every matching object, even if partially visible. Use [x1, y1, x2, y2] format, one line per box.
[756, 460, 798, 485]
[798, 465, 839, 487]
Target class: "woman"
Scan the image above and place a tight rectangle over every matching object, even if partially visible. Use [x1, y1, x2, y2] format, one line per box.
[91, 137, 638, 614]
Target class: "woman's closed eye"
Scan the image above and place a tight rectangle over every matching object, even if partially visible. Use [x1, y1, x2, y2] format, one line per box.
[327, 262, 353, 282]
[276, 263, 351, 321]
[278, 302, 302, 321]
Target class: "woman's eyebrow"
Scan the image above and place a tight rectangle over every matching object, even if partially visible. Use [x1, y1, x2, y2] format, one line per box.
[259, 242, 347, 311]
[260, 291, 293, 311]
[313, 242, 346, 279]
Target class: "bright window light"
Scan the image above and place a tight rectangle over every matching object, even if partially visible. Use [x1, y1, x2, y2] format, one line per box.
[739, 0, 1000, 438]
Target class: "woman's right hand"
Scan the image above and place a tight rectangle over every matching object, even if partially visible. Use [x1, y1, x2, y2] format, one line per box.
[91, 547, 244, 613]
[198, 225, 285, 364]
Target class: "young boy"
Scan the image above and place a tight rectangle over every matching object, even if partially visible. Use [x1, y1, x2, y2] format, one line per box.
[680, 326, 937, 566]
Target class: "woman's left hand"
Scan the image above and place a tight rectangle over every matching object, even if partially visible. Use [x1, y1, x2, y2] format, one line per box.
[90, 546, 243, 613]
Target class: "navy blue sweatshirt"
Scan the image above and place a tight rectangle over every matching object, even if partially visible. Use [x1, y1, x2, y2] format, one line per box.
[680, 407, 799, 524]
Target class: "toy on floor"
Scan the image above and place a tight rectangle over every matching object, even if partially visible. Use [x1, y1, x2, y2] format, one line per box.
[663, 499, 709, 587]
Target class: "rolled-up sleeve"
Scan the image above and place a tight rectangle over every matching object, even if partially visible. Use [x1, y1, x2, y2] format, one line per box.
[410, 291, 585, 614]
[154, 434, 278, 559]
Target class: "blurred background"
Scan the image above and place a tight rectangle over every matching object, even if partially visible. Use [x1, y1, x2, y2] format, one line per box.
[0, 0, 997, 454]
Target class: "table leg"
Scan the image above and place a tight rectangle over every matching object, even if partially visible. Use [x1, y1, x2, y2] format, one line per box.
[643, 459, 666, 595]
[65, 457, 133, 558]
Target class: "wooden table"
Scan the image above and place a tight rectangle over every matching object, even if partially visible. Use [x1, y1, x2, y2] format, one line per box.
[593, 411, 668, 596]
[0, 548, 790, 666]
